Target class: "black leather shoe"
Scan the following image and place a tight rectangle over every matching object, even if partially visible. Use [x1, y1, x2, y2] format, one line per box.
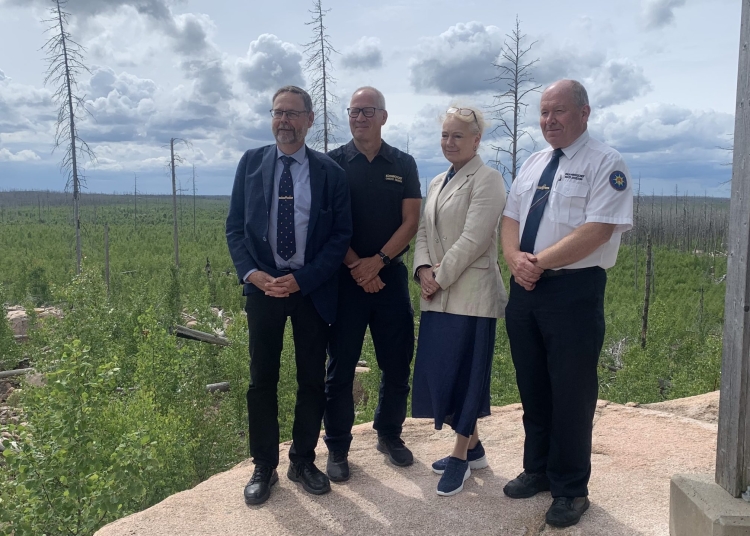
[545, 496, 590, 527]
[503, 471, 550, 498]
[243, 465, 278, 505]
[327, 450, 350, 482]
[287, 461, 331, 495]
[377, 436, 414, 467]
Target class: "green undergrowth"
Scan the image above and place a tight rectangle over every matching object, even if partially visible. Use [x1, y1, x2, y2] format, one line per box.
[0, 199, 727, 535]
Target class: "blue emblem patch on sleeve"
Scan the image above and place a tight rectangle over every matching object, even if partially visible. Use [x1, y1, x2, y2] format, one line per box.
[609, 171, 627, 191]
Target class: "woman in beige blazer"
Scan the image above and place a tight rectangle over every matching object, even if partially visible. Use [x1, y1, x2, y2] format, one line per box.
[411, 105, 507, 497]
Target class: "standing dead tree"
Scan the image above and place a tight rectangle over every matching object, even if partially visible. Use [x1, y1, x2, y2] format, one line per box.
[488, 16, 541, 187]
[303, 0, 339, 152]
[720, 136, 734, 167]
[133, 173, 138, 230]
[192, 165, 197, 239]
[165, 138, 191, 269]
[641, 234, 653, 349]
[42, 0, 95, 275]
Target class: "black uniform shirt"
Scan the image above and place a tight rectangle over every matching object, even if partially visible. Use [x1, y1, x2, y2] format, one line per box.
[328, 140, 421, 258]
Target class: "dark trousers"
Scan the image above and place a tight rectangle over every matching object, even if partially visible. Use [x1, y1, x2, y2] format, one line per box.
[505, 268, 606, 498]
[323, 262, 415, 452]
[245, 291, 329, 468]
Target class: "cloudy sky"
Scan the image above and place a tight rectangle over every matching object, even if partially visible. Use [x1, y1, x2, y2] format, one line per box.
[0, 0, 741, 196]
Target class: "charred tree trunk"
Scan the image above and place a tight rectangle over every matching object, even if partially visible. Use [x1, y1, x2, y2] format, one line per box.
[170, 138, 180, 268]
[641, 234, 653, 349]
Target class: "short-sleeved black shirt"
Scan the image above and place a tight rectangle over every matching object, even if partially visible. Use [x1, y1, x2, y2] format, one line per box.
[328, 140, 421, 259]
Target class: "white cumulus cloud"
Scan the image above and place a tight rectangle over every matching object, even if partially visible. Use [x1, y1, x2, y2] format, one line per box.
[237, 34, 304, 92]
[641, 0, 687, 30]
[584, 59, 652, 108]
[409, 22, 504, 95]
[0, 148, 41, 162]
[341, 37, 383, 71]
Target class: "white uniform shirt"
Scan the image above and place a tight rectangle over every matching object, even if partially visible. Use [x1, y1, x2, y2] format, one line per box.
[503, 130, 633, 270]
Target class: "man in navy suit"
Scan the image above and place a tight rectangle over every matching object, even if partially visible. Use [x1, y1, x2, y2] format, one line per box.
[226, 85, 352, 506]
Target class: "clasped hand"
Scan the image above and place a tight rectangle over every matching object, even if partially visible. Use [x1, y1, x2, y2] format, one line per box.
[348, 257, 385, 294]
[419, 264, 441, 301]
[248, 271, 300, 298]
[508, 251, 544, 291]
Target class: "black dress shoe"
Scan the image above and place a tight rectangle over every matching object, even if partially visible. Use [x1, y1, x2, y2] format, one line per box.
[243, 465, 278, 505]
[287, 460, 331, 495]
[327, 450, 350, 482]
[545, 496, 590, 527]
[377, 436, 414, 467]
[503, 471, 550, 498]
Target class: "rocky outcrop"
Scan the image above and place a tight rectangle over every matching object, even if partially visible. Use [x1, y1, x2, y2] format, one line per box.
[642, 390, 720, 424]
[6, 305, 62, 338]
[96, 400, 717, 536]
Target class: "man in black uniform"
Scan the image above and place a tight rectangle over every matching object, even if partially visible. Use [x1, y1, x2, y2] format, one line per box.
[324, 86, 422, 481]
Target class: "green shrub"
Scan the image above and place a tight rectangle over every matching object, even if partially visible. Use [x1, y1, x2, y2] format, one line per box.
[0, 341, 158, 536]
[0, 284, 20, 371]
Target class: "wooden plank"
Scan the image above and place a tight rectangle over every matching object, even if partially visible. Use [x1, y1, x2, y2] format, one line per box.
[13, 334, 28, 342]
[172, 325, 229, 347]
[717, 0, 750, 498]
[0, 368, 32, 379]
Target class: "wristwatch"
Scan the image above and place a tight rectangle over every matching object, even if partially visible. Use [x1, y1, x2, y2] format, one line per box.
[378, 251, 391, 266]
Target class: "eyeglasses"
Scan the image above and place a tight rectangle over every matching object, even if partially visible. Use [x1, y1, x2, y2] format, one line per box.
[270, 109, 309, 119]
[447, 107, 478, 123]
[347, 107, 384, 118]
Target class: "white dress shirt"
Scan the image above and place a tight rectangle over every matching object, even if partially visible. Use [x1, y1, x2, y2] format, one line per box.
[503, 130, 633, 270]
[243, 144, 312, 282]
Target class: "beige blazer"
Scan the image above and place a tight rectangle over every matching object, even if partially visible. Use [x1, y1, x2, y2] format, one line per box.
[413, 155, 508, 318]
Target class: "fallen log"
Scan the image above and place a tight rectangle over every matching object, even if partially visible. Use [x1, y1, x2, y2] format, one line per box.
[205, 382, 230, 393]
[172, 325, 229, 347]
[0, 368, 32, 379]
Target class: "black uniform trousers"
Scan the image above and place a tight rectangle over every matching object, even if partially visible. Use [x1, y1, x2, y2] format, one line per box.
[323, 262, 415, 453]
[245, 291, 329, 468]
[505, 267, 606, 498]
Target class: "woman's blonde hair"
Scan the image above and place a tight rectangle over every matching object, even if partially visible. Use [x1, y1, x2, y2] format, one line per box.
[441, 104, 486, 137]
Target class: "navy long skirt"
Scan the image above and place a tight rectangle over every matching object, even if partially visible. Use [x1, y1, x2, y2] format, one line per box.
[411, 311, 496, 438]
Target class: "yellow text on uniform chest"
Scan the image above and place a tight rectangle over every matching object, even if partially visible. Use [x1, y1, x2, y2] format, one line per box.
[517, 171, 592, 227]
[548, 173, 589, 226]
[384, 174, 403, 183]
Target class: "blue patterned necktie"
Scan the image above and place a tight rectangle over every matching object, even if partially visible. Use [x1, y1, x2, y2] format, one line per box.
[277, 155, 296, 261]
[441, 167, 456, 191]
[519, 148, 564, 254]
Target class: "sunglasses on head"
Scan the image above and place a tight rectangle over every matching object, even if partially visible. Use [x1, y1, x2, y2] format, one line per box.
[446, 107, 478, 123]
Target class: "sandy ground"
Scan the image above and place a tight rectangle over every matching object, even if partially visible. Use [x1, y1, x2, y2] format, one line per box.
[95, 398, 718, 536]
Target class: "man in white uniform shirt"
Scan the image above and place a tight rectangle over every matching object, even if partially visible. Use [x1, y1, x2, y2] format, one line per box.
[500, 79, 633, 528]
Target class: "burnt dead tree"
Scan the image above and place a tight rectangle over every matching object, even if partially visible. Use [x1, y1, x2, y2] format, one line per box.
[489, 15, 541, 187]
[640, 234, 652, 349]
[42, 0, 95, 275]
[303, 0, 339, 152]
[166, 138, 190, 269]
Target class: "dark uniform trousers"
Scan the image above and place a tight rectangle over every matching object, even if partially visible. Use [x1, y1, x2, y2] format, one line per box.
[505, 267, 606, 498]
[324, 262, 415, 452]
[245, 291, 329, 468]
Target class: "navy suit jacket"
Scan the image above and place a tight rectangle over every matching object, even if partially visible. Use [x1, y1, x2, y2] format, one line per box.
[226, 144, 352, 325]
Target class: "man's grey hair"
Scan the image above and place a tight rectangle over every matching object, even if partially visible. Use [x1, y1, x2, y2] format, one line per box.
[352, 86, 386, 109]
[272, 85, 313, 112]
[568, 80, 589, 108]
